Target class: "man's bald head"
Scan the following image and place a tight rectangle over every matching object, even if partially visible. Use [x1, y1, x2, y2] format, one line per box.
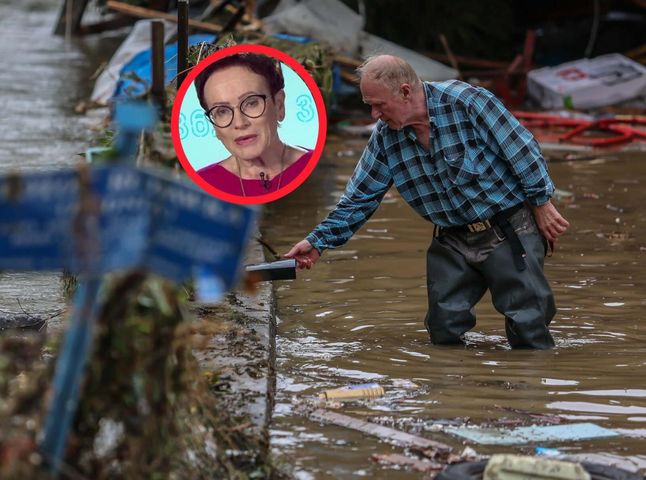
[356, 55, 421, 92]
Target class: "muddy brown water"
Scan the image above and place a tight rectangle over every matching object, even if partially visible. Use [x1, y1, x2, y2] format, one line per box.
[0, 0, 122, 330]
[265, 136, 646, 478]
[1, 1, 644, 477]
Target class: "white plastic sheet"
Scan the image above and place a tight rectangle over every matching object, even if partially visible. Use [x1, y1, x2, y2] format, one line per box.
[91, 19, 177, 104]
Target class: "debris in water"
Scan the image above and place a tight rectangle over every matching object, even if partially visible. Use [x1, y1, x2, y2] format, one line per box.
[446, 422, 618, 445]
[606, 204, 625, 213]
[536, 447, 563, 456]
[306, 408, 452, 453]
[582, 192, 600, 200]
[606, 231, 630, 241]
[319, 383, 385, 401]
[0, 315, 47, 332]
[371, 453, 442, 473]
[553, 188, 575, 203]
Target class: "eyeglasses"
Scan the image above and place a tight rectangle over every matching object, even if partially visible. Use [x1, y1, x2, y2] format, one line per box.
[204, 94, 268, 128]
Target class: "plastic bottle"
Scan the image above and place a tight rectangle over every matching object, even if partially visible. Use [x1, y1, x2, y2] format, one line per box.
[319, 383, 385, 401]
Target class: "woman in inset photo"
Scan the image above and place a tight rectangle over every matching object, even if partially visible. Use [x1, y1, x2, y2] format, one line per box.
[194, 53, 313, 196]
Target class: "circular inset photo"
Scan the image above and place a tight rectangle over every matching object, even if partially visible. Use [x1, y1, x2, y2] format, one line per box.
[171, 44, 327, 205]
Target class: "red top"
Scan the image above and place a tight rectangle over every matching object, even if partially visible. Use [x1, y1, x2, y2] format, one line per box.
[197, 150, 313, 196]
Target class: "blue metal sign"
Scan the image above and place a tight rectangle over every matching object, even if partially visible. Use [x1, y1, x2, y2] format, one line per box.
[0, 164, 256, 289]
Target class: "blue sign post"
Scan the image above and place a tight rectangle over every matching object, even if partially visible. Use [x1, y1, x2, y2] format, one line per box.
[39, 278, 102, 470]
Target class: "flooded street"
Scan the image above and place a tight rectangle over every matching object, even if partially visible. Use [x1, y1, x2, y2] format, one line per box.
[265, 137, 646, 478]
[1, 1, 645, 477]
[0, 0, 119, 328]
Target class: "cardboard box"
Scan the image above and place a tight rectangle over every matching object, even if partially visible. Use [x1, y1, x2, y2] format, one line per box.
[527, 53, 646, 109]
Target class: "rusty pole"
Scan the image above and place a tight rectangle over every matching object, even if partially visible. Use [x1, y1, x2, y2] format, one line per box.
[151, 20, 166, 118]
[177, 0, 189, 90]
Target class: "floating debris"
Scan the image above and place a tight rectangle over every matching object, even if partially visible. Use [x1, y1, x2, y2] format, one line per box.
[0, 315, 47, 332]
[306, 408, 452, 453]
[582, 193, 600, 200]
[553, 188, 575, 203]
[606, 204, 625, 213]
[319, 383, 385, 401]
[446, 422, 618, 446]
[371, 453, 442, 473]
[606, 232, 631, 241]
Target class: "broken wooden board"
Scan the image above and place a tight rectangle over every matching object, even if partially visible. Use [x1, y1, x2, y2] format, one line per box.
[308, 409, 452, 452]
[371, 453, 443, 473]
[106, 0, 223, 33]
[54, 0, 90, 35]
[446, 423, 618, 446]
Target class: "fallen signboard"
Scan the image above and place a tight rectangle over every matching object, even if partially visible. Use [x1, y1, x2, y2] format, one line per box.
[0, 164, 256, 293]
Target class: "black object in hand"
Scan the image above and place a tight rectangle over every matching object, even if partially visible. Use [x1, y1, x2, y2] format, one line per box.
[245, 259, 296, 281]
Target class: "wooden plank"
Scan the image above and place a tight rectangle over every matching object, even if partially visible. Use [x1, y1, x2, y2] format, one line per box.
[340, 70, 358, 85]
[54, 0, 90, 36]
[148, 0, 171, 11]
[222, 4, 246, 32]
[334, 54, 362, 69]
[424, 51, 508, 69]
[372, 453, 443, 473]
[177, 0, 189, 89]
[308, 409, 452, 452]
[151, 21, 166, 115]
[78, 15, 134, 35]
[209, 0, 235, 16]
[625, 43, 646, 61]
[439, 33, 461, 79]
[106, 0, 223, 33]
[458, 68, 528, 78]
[335, 54, 361, 84]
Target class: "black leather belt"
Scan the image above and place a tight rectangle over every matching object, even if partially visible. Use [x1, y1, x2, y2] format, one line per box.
[438, 203, 528, 271]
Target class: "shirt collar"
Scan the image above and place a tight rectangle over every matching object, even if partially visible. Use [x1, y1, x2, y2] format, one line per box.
[424, 82, 438, 127]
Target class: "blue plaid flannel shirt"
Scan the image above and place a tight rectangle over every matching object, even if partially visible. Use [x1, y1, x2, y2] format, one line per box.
[306, 80, 554, 253]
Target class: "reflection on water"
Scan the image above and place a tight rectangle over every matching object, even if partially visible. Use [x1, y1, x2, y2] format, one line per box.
[265, 137, 646, 478]
[0, 0, 122, 330]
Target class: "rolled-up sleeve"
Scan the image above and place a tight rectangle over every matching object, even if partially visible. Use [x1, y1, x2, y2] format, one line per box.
[468, 87, 554, 206]
[306, 130, 393, 253]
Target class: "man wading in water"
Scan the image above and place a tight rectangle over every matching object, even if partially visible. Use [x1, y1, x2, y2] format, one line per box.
[285, 55, 569, 349]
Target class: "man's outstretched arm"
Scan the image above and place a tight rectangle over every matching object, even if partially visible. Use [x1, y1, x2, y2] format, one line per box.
[284, 128, 393, 270]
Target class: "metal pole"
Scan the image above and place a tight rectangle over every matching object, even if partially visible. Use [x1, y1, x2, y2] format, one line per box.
[39, 279, 102, 474]
[151, 20, 166, 118]
[177, 0, 189, 90]
[54, 0, 91, 36]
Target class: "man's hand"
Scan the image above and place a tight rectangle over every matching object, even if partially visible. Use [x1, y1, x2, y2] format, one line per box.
[284, 239, 321, 270]
[531, 200, 570, 242]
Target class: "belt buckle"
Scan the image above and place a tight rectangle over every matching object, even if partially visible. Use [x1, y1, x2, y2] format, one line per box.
[467, 220, 491, 233]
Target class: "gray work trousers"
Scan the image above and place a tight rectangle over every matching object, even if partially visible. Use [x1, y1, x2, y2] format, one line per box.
[424, 205, 556, 349]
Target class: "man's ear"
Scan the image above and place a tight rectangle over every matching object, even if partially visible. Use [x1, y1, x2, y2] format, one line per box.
[400, 83, 412, 100]
[274, 89, 286, 122]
